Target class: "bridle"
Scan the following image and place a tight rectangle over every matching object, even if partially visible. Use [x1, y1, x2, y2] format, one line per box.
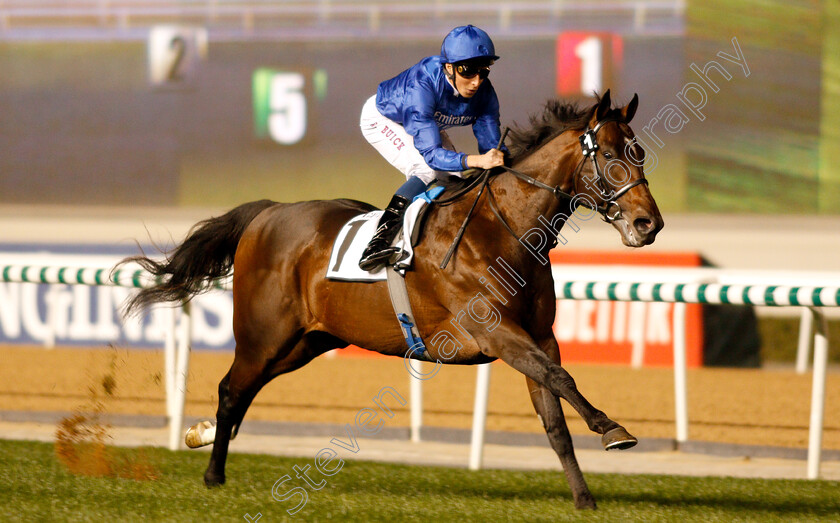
[572, 116, 649, 222]
[498, 116, 648, 223]
[439, 117, 649, 269]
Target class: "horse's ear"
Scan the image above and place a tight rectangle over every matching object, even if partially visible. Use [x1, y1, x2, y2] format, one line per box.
[622, 93, 639, 123]
[596, 89, 611, 120]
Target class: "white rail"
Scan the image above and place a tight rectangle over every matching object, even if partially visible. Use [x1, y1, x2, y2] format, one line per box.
[464, 266, 837, 479]
[2, 257, 833, 478]
[0, 254, 229, 450]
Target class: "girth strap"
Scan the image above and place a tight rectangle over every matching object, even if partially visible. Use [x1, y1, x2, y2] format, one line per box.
[385, 265, 431, 361]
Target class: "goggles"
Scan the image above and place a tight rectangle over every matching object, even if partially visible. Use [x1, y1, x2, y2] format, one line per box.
[455, 62, 491, 80]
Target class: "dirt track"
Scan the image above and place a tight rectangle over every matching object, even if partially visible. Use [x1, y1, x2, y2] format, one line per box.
[2, 345, 839, 450]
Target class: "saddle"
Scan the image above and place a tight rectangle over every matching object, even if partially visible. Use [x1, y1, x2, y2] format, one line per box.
[325, 185, 451, 361]
[326, 186, 444, 281]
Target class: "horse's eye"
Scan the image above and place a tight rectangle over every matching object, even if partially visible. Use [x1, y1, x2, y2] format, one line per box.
[603, 151, 613, 159]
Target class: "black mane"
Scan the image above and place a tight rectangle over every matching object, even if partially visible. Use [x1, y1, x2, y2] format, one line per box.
[506, 98, 604, 163]
[437, 96, 618, 192]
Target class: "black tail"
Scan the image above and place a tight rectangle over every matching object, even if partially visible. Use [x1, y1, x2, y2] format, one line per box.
[119, 199, 276, 315]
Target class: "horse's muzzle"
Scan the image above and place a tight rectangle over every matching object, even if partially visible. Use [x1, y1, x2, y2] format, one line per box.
[635, 215, 662, 239]
[614, 212, 663, 247]
[631, 213, 663, 246]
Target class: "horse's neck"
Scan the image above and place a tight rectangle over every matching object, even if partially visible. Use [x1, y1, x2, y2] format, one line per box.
[427, 136, 579, 279]
[423, 134, 580, 277]
[488, 135, 579, 236]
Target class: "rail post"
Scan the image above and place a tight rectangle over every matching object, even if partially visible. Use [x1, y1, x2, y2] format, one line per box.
[167, 301, 192, 451]
[807, 307, 828, 479]
[469, 363, 492, 470]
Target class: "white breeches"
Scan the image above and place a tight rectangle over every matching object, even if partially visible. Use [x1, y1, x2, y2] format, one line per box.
[359, 95, 455, 185]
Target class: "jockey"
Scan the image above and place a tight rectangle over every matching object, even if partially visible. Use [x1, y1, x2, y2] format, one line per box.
[358, 24, 506, 271]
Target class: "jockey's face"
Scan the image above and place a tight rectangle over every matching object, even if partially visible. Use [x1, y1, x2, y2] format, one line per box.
[445, 62, 489, 98]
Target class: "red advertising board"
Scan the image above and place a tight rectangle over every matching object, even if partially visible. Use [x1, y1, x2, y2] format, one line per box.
[550, 251, 704, 367]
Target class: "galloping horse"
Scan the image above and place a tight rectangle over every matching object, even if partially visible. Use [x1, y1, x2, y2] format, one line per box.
[122, 90, 662, 509]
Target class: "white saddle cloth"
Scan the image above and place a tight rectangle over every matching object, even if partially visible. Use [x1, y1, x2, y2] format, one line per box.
[326, 197, 430, 282]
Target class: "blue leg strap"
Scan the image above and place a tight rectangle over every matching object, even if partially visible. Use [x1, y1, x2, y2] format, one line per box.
[397, 313, 427, 357]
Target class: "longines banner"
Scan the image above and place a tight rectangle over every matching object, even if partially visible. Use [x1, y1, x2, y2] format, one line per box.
[0, 250, 234, 350]
[0, 273, 234, 350]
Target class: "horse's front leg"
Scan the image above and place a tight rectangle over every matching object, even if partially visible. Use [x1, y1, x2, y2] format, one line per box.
[524, 335, 595, 509]
[476, 320, 636, 448]
[527, 375, 596, 509]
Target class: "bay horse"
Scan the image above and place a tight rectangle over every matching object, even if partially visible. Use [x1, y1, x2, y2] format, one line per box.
[121, 90, 663, 510]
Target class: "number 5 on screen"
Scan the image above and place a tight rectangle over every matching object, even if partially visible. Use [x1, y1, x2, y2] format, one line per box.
[253, 69, 307, 145]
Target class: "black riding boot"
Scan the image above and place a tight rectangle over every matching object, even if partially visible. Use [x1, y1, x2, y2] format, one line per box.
[358, 194, 411, 271]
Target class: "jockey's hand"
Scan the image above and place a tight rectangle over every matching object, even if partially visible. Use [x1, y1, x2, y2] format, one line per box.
[466, 148, 505, 171]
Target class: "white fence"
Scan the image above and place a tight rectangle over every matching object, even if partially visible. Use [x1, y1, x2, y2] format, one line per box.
[0, 253, 227, 450]
[0, 255, 835, 479]
[465, 266, 839, 480]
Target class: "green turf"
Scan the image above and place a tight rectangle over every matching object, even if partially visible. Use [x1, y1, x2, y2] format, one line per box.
[1, 439, 838, 522]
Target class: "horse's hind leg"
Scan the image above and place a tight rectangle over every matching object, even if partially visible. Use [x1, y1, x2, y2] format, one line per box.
[204, 332, 346, 487]
[204, 348, 274, 487]
[527, 377, 596, 510]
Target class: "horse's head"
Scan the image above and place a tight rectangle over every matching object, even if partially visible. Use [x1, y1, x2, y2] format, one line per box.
[573, 90, 663, 247]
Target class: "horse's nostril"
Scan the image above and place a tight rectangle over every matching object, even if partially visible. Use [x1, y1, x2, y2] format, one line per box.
[634, 217, 653, 234]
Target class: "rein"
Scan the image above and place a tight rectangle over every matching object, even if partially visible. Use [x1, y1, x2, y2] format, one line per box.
[438, 117, 648, 269]
[439, 130, 508, 269]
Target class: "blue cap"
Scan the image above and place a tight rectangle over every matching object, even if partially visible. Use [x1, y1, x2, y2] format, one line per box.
[440, 25, 499, 64]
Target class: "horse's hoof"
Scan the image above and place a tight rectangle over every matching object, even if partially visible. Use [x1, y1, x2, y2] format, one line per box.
[204, 471, 225, 488]
[574, 493, 597, 510]
[602, 427, 638, 451]
[185, 420, 216, 449]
